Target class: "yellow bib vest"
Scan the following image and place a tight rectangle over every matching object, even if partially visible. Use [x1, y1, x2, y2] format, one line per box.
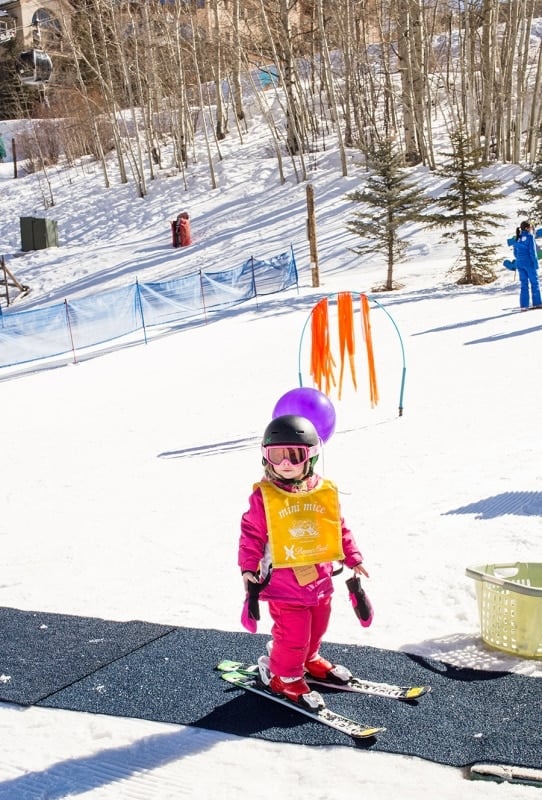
[256, 479, 344, 568]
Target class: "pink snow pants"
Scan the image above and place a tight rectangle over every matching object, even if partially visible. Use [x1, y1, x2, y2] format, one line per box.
[268, 596, 332, 678]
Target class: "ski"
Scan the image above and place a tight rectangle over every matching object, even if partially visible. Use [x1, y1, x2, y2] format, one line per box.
[217, 659, 430, 701]
[502, 306, 542, 312]
[307, 674, 431, 700]
[218, 668, 385, 740]
[470, 763, 542, 788]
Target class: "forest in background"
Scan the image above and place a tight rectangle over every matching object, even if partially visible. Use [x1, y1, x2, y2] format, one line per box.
[0, 0, 541, 191]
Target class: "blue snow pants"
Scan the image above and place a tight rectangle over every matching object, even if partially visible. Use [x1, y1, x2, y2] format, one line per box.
[517, 265, 542, 309]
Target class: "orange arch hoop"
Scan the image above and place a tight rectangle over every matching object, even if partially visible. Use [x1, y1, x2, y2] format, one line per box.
[297, 292, 406, 417]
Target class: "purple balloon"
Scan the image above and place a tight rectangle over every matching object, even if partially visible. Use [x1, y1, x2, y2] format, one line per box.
[272, 387, 336, 443]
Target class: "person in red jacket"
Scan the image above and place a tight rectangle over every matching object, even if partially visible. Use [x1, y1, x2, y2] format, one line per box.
[238, 414, 369, 709]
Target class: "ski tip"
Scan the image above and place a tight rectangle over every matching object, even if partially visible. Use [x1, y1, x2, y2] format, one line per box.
[216, 659, 243, 672]
[353, 725, 387, 739]
[404, 685, 431, 699]
[220, 671, 252, 684]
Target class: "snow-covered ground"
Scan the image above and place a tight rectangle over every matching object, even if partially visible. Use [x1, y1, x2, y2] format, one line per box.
[0, 103, 540, 799]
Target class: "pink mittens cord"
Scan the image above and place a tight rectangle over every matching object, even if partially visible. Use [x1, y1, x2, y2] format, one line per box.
[346, 575, 374, 627]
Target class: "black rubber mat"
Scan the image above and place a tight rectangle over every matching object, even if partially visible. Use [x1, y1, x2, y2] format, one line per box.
[35, 623, 542, 767]
[0, 606, 175, 704]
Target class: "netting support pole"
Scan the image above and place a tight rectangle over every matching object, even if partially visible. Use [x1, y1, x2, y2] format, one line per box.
[291, 244, 300, 294]
[64, 299, 77, 364]
[199, 271, 208, 324]
[250, 256, 259, 311]
[135, 279, 148, 345]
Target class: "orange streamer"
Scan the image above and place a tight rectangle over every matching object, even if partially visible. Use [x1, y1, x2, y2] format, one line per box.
[310, 298, 336, 395]
[360, 294, 379, 407]
[337, 292, 357, 399]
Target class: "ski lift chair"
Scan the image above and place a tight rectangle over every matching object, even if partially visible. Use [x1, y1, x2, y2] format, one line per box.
[17, 49, 53, 85]
[0, 12, 17, 45]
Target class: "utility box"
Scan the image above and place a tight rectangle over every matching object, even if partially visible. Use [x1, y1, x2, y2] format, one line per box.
[20, 217, 58, 251]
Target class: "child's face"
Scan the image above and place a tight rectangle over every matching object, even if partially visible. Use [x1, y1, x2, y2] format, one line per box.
[273, 460, 306, 480]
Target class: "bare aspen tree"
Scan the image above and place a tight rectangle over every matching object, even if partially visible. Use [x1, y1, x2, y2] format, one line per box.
[408, 0, 431, 165]
[256, 0, 304, 158]
[107, 4, 147, 197]
[278, 0, 304, 156]
[59, 5, 111, 187]
[513, 0, 535, 163]
[355, 2, 390, 154]
[315, 0, 347, 175]
[211, 0, 227, 140]
[159, 3, 194, 173]
[88, 0, 128, 184]
[394, 0, 427, 165]
[453, 3, 477, 140]
[497, 0, 519, 162]
[479, 0, 498, 163]
[243, 51, 287, 183]
[231, 0, 246, 122]
[254, 0, 308, 180]
[140, 1, 162, 175]
[526, 37, 542, 162]
[123, 2, 155, 189]
[368, 0, 398, 145]
[334, 0, 355, 148]
[419, 1, 437, 169]
[188, 7, 218, 188]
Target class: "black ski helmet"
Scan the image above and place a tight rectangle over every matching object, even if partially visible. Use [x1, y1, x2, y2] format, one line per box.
[262, 415, 320, 448]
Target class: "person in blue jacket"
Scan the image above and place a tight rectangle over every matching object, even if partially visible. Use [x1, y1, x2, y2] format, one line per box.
[513, 220, 541, 310]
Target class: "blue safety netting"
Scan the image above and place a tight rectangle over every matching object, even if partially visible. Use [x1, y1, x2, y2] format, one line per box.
[0, 249, 298, 369]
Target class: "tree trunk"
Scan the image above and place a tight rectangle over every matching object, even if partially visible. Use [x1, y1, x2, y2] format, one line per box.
[231, 0, 245, 122]
[212, 0, 227, 140]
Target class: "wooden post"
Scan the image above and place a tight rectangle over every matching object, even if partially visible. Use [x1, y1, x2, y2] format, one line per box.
[306, 183, 320, 287]
[0, 256, 29, 306]
[1, 256, 9, 306]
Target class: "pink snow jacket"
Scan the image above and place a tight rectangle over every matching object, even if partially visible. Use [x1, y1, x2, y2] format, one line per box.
[238, 474, 363, 605]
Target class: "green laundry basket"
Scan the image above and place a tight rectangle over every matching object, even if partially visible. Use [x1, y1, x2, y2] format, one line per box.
[466, 562, 542, 659]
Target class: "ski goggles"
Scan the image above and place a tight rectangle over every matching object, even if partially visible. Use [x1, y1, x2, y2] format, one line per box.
[262, 444, 319, 466]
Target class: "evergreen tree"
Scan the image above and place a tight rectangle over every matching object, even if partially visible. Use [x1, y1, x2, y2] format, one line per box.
[428, 126, 505, 285]
[345, 138, 426, 291]
[516, 138, 542, 226]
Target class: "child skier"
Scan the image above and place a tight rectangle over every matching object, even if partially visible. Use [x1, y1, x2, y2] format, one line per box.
[238, 414, 369, 709]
